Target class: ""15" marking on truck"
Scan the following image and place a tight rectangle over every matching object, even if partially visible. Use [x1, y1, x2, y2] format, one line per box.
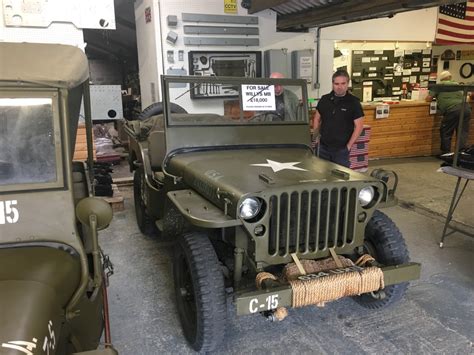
[0, 200, 19, 224]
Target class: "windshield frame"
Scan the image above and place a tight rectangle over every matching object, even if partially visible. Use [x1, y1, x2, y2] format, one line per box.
[162, 75, 309, 127]
[0, 88, 64, 193]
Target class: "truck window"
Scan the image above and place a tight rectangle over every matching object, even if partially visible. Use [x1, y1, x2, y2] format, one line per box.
[0, 98, 57, 186]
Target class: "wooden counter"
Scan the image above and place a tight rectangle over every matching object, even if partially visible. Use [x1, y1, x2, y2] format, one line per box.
[362, 101, 474, 159]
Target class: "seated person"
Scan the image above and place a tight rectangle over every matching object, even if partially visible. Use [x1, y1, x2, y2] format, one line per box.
[271, 72, 300, 121]
[249, 72, 300, 122]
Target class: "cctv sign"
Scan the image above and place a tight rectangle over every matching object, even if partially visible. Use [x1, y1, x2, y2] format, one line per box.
[224, 0, 237, 13]
[242, 85, 276, 111]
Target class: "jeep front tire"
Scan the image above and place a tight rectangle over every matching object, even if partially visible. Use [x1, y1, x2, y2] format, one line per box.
[353, 210, 410, 309]
[133, 168, 155, 236]
[173, 232, 226, 352]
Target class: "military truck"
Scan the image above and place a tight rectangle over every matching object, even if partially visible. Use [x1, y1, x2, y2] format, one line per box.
[0, 43, 117, 354]
[125, 75, 421, 352]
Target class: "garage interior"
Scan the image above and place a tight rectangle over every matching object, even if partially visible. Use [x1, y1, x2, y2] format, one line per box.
[0, 0, 473, 354]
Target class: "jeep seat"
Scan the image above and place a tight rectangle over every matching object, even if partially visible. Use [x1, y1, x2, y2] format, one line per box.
[147, 130, 166, 171]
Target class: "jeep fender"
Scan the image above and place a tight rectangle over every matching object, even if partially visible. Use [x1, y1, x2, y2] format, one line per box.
[167, 189, 242, 228]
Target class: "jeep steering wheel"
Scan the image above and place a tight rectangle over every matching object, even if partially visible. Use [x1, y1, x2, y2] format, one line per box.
[248, 112, 283, 122]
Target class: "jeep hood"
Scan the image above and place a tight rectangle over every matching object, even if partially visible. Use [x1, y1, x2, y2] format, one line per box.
[167, 147, 376, 209]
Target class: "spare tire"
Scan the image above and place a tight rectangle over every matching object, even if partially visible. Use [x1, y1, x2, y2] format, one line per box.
[138, 102, 187, 121]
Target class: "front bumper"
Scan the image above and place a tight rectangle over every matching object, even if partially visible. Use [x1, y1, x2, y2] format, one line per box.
[235, 262, 421, 315]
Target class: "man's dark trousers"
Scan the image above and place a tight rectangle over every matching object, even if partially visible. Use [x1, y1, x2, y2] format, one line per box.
[317, 143, 350, 168]
[440, 103, 471, 153]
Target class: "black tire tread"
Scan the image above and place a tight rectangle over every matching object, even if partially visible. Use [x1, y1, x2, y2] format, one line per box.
[354, 210, 410, 309]
[175, 233, 226, 352]
[133, 168, 155, 236]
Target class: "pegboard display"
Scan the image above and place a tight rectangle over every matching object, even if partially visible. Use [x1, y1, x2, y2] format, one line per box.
[135, 0, 315, 108]
[351, 49, 432, 101]
[189, 51, 261, 78]
[187, 50, 261, 99]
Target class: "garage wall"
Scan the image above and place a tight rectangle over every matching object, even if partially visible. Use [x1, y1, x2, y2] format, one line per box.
[317, 8, 439, 97]
[135, 0, 316, 109]
[135, 0, 163, 109]
[321, 8, 438, 41]
[431, 44, 474, 83]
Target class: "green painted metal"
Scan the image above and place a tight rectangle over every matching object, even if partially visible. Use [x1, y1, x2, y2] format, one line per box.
[167, 189, 242, 228]
[0, 43, 117, 354]
[125, 76, 421, 335]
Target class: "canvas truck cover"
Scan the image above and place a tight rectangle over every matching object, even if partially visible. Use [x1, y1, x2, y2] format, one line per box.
[0, 42, 89, 89]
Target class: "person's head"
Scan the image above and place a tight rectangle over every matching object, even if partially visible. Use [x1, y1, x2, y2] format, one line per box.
[332, 69, 350, 97]
[439, 70, 452, 82]
[270, 72, 285, 96]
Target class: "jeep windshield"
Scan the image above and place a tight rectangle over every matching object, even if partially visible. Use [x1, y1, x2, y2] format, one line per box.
[0, 95, 62, 189]
[163, 76, 309, 126]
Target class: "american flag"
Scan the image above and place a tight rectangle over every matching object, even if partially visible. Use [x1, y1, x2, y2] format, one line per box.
[435, 1, 474, 44]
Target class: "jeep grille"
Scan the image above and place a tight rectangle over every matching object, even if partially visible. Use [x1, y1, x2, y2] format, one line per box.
[268, 187, 357, 256]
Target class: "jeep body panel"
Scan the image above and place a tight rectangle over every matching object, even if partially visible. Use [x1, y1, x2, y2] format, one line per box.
[0, 42, 115, 354]
[167, 147, 380, 215]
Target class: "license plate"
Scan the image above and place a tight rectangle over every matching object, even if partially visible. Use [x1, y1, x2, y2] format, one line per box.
[247, 293, 280, 314]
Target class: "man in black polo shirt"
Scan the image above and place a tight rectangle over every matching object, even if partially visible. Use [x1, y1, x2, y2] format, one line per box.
[312, 69, 364, 167]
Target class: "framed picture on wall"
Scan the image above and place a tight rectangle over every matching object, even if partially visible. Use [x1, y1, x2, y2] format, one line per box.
[188, 50, 262, 99]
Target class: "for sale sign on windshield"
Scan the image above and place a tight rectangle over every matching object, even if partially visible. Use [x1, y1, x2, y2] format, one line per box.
[241, 85, 276, 111]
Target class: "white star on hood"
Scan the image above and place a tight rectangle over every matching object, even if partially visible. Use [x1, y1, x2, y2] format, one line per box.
[251, 159, 307, 172]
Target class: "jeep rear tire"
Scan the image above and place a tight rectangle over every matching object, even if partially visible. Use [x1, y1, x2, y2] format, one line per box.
[353, 210, 410, 309]
[173, 232, 226, 352]
[133, 168, 155, 236]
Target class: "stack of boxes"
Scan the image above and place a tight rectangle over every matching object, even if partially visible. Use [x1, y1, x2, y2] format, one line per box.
[349, 125, 371, 172]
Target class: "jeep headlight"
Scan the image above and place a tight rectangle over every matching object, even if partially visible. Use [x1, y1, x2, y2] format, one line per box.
[239, 197, 261, 219]
[358, 186, 375, 207]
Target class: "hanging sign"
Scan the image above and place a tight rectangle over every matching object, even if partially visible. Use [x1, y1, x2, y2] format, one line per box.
[300, 56, 313, 82]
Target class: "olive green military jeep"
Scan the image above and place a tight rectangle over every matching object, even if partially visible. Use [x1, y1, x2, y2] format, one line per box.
[0, 43, 117, 355]
[125, 75, 421, 352]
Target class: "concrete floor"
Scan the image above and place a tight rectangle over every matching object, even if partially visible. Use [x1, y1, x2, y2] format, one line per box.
[102, 157, 474, 354]
[370, 157, 474, 235]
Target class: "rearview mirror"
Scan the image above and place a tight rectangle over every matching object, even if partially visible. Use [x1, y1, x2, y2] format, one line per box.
[76, 197, 113, 230]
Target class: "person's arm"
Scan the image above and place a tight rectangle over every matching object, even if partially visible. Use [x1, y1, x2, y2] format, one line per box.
[285, 90, 299, 121]
[346, 117, 364, 150]
[312, 109, 321, 132]
[426, 90, 437, 102]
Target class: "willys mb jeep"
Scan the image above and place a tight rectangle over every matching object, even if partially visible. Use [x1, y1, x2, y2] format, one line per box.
[125, 75, 421, 352]
[0, 43, 117, 354]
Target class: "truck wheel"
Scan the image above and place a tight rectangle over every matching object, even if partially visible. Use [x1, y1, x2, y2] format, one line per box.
[173, 232, 226, 352]
[138, 102, 187, 120]
[353, 210, 410, 309]
[133, 168, 155, 235]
